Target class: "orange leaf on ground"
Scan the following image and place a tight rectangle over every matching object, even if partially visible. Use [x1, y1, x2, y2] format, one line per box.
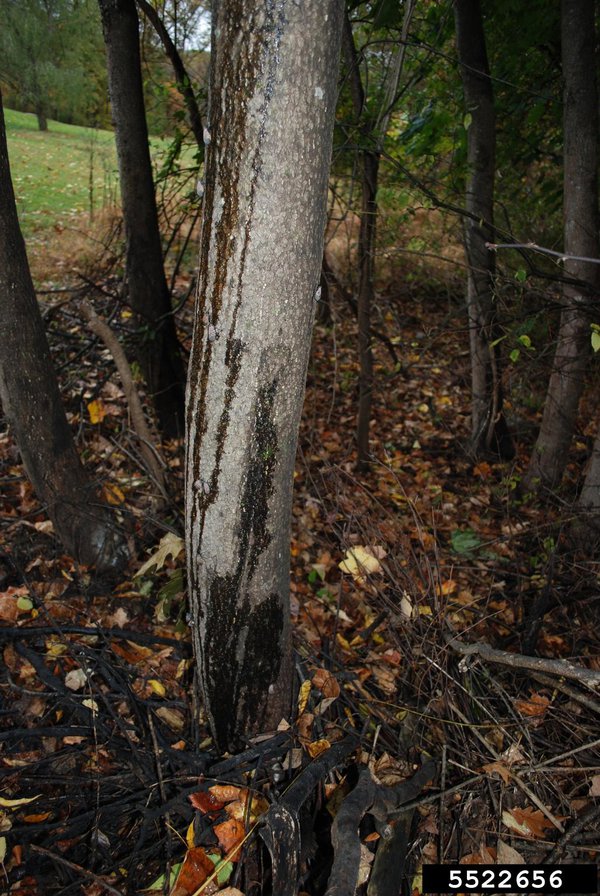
[214, 817, 245, 857]
[225, 793, 269, 823]
[502, 806, 560, 839]
[437, 579, 457, 596]
[224, 800, 247, 822]
[306, 739, 331, 758]
[170, 846, 215, 896]
[312, 668, 340, 698]
[110, 640, 153, 664]
[22, 812, 51, 823]
[514, 692, 550, 718]
[189, 790, 224, 814]
[209, 784, 242, 803]
[461, 846, 497, 864]
[297, 712, 314, 742]
[482, 761, 512, 784]
[0, 594, 19, 623]
[0, 586, 31, 622]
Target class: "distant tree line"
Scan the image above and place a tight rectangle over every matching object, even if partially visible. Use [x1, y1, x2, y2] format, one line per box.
[0, 0, 207, 134]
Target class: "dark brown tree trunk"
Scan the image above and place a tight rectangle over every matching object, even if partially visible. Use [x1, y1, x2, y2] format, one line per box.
[342, 15, 376, 470]
[98, 0, 186, 439]
[526, 0, 599, 491]
[342, 10, 410, 470]
[35, 104, 48, 131]
[356, 150, 379, 470]
[454, 0, 513, 459]
[0, 92, 127, 575]
[135, 0, 205, 153]
[185, 0, 344, 752]
[579, 427, 600, 521]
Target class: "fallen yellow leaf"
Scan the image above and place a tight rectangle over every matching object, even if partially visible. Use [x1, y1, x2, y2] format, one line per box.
[0, 795, 40, 809]
[297, 679, 311, 717]
[148, 679, 166, 697]
[87, 399, 107, 424]
[135, 532, 184, 578]
[339, 546, 386, 584]
[103, 483, 125, 506]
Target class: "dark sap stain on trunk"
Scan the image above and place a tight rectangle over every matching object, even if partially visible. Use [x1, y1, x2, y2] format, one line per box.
[186, 6, 263, 454]
[204, 379, 282, 749]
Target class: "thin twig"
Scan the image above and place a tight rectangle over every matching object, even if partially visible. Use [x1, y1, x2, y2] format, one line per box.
[546, 803, 600, 863]
[533, 737, 600, 770]
[487, 241, 600, 266]
[447, 635, 600, 690]
[29, 844, 123, 895]
[530, 672, 600, 715]
[448, 701, 565, 834]
[77, 302, 167, 498]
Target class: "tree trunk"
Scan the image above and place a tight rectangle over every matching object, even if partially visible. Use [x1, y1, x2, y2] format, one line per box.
[185, 0, 343, 753]
[342, 16, 376, 471]
[99, 0, 186, 439]
[526, 0, 599, 491]
[35, 103, 48, 132]
[579, 428, 600, 520]
[342, 10, 411, 470]
[454, 0, 513, 459]
[356, 150, 379, 470]
[136, 0, 205, 153]
[0, 92, 127, 575]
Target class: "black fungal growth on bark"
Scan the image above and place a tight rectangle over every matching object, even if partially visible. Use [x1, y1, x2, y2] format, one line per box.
[204, 380, 282, 749]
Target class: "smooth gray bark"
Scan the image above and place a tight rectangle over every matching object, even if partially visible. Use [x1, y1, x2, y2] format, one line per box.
[0, 91, 127, 574]
[526, 0, 599, 491]
[185, 0, 343, 752]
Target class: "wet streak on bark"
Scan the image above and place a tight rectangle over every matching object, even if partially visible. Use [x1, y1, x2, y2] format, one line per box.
[185, 0, 344, 751]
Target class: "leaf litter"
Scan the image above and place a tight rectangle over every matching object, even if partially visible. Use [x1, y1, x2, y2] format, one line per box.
[0, 280, 599, 894]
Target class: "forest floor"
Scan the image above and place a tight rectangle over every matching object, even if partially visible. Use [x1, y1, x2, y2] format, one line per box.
[1, 221, 600, 895]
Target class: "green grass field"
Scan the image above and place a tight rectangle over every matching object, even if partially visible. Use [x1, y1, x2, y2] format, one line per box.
[4, 108, 120, 234]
